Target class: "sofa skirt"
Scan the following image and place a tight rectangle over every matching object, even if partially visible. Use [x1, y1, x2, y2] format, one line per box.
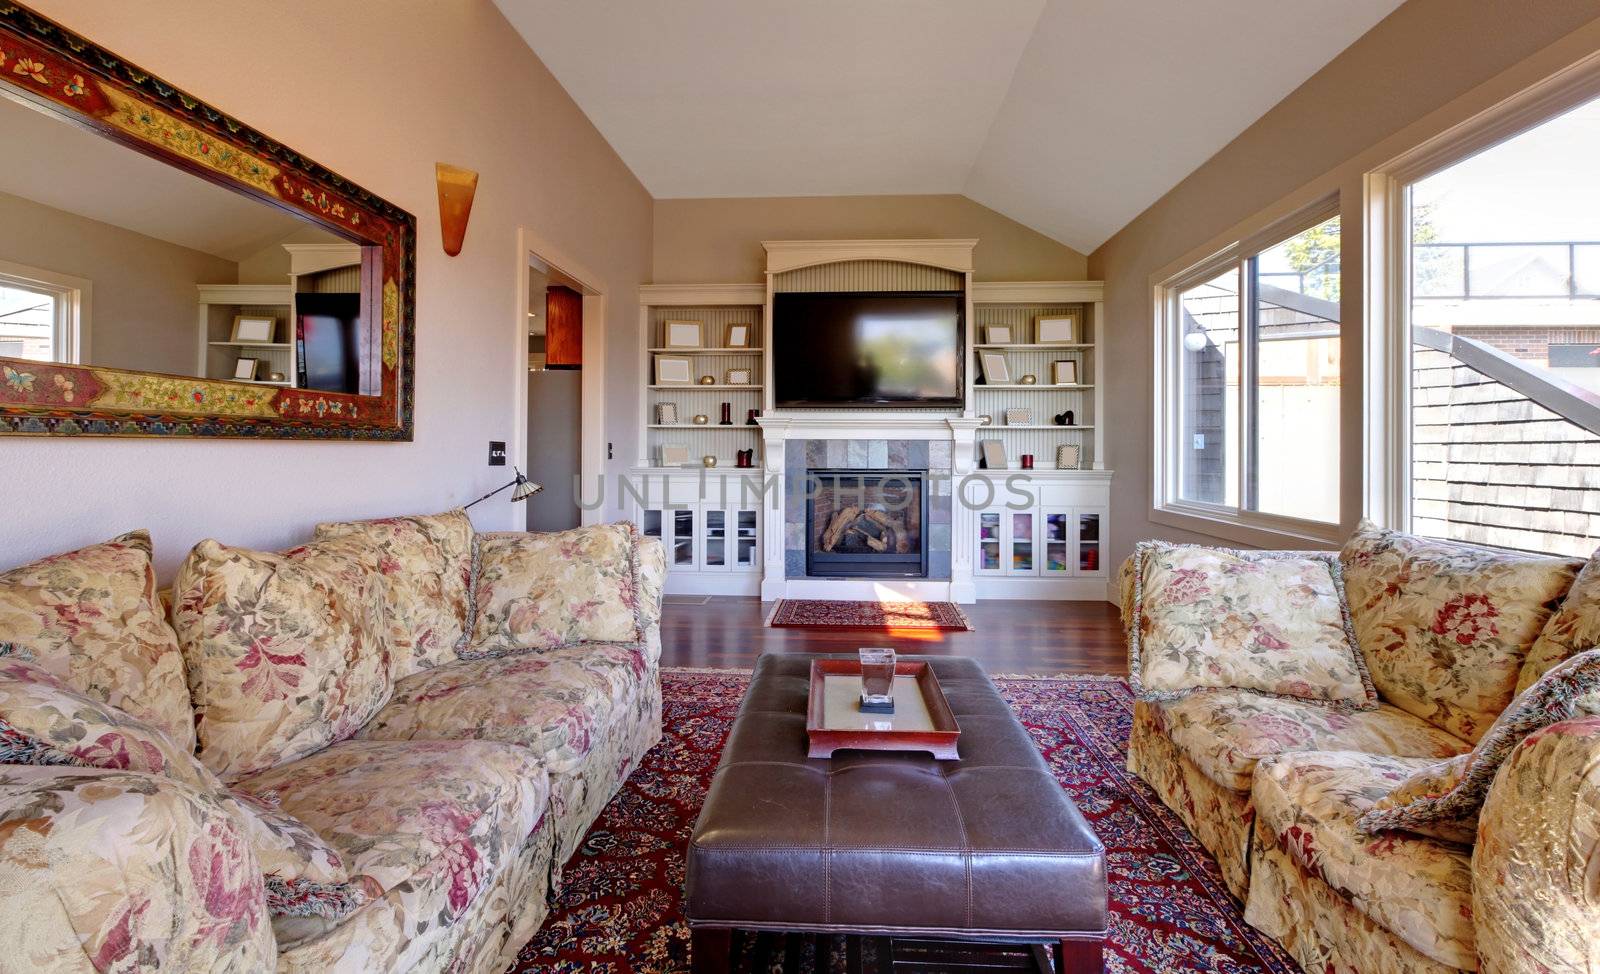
[1245, 830, 1469, 974]
[1127, 702, 1255, 900]
[547, 672, 665, 867]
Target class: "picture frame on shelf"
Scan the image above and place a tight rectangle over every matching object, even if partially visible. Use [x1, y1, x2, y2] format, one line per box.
[978, 350, 1011, 384]
[1004, 408, 1032, 426]
[1056, 445, 1082, 470]
[983, 325, 1013, 345]
[1036, 314, 1079, 344]
[1051, 360, 1079, 385]
[233, 357, 261, 381]
[655, 402, 678, 425]
[665, 320, 703, 348]
[660, 444, 691, 466]
[979, 439, 1007, 470]
[725, 323, 752, 348]
[230, 315, 276, 344]
[725, 368, 752, 385]
[654, 355, 694, 385]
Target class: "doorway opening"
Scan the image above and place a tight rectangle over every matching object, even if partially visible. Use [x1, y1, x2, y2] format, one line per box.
[519, 244, 602, 533]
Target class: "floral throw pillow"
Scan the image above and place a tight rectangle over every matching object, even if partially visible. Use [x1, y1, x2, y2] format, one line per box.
[171, 536, 392, 781]
[1130, 541, 1377, 709]
[1357, 647, 1600, 844]
[1517, 551, 1600, 695]
[314, 508, 474, 680]
[0, 654, 215, 792]
[0, 530, 196, 753]
[0, 652, 366, 918]
[464, 523, 641, 658]
[1340, 520, 1581, 742]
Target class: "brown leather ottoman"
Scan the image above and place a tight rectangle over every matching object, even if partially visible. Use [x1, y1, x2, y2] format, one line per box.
[686, 654, 1107, 972]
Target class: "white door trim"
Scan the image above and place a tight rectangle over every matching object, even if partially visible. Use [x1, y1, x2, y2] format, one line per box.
[513, 226, 606, 529]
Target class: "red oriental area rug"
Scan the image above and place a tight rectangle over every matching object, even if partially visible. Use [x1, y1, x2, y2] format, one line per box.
[507, 669, 1296, 973]
[764, 598, 975, 631]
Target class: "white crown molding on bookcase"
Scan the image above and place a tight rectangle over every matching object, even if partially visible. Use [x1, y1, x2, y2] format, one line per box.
[637, 283, 766, 306]
[761, 239, 977, 275]
[969, 281, 1104, 304]
[195, 283, 292, 307]
[283, 243, 362, 277]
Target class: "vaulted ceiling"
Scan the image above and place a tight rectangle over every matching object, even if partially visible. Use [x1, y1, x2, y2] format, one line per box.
[494, 0, 1404, 254]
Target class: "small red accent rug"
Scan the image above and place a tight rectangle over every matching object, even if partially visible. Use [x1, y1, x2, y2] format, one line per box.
[507, 668, 1297, 974]
[764, 598, 975, 631]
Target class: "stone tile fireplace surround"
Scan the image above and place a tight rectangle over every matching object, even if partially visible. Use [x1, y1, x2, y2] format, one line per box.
[787, 442, 951, 580]
[759, 417, 982, 602]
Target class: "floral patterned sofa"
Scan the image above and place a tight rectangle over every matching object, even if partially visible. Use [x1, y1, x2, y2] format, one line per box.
[0, 512, 664, 973]
[1120, 522, 1600, 974]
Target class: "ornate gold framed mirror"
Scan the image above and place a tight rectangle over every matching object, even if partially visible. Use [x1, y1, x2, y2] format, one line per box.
[0, 3, 415, 439]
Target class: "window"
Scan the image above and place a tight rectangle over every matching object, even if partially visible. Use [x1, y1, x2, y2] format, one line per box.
[1157, 205, 1342, 537]
[0, 264, 85, 364]
[1386, 91, 1600, 558]
[0, 280, 60, 362]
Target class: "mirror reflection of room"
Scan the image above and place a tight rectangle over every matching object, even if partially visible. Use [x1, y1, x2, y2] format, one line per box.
[0, 91, 363, 392]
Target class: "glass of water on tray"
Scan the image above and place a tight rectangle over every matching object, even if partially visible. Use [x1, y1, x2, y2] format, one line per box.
[859, 647, 896, 713]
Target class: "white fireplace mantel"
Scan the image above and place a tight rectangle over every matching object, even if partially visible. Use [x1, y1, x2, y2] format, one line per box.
[755, 416, 983, 469]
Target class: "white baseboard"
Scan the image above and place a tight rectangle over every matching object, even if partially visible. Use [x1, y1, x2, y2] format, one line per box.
[973, 577, 1112, 601]
[664, 574, 762, 597]
[777, 578, 956, 602]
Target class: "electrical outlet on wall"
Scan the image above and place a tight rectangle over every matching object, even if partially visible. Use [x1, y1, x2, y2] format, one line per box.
[488, 441, 507, 466]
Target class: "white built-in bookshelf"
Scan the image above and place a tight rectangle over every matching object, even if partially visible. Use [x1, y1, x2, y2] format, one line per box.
[636, 248, 1110, 603]
[637, 285, 766, 469]
[969, 281, 1104, 471]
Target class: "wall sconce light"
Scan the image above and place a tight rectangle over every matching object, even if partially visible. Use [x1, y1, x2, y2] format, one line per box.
[435, 163, 479, 257]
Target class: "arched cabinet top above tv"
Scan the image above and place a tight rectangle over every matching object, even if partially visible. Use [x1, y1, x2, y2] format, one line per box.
[760, 239, 977, 276]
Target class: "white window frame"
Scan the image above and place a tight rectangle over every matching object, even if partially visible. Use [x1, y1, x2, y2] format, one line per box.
[1152, 197, 1344, 547]
[1363, 50, 1600, 532]
[0, 259, 91, 364]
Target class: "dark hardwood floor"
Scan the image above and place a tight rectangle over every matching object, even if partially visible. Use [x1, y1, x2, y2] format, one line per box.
[659, 597, 1127, 675]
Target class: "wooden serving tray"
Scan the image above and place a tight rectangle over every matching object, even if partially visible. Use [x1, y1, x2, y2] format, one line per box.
[805, 658, 961, 760]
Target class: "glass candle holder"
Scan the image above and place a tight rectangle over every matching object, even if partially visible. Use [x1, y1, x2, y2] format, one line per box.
[858, 647, 896, 713]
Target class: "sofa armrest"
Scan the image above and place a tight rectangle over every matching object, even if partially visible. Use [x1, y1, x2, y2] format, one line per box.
[1474, 716, 1600, 973]
[1117, 554, 1136, 638]
[633, 534, 667, 629]
[0, 765, 275, 972]
[633, 533, 666, 667]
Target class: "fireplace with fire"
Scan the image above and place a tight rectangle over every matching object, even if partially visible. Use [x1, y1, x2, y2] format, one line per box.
[805, 469, 928, 578]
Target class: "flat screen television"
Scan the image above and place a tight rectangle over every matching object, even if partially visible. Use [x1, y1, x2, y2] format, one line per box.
[772, 291, 963, 407]
[295, 293, 361, 394]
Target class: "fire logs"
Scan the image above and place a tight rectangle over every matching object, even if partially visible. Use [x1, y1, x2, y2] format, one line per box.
[820, 507, 914, 554]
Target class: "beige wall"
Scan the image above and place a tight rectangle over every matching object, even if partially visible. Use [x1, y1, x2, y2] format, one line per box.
[4, 0, 652, 577]
[1089, 0, 1600, 582]
[654, 194, 1088, 282]
[0, 190, 237, 376]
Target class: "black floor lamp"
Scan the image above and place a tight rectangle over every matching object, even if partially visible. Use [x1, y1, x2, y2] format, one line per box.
[465, 467, 543, 509]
